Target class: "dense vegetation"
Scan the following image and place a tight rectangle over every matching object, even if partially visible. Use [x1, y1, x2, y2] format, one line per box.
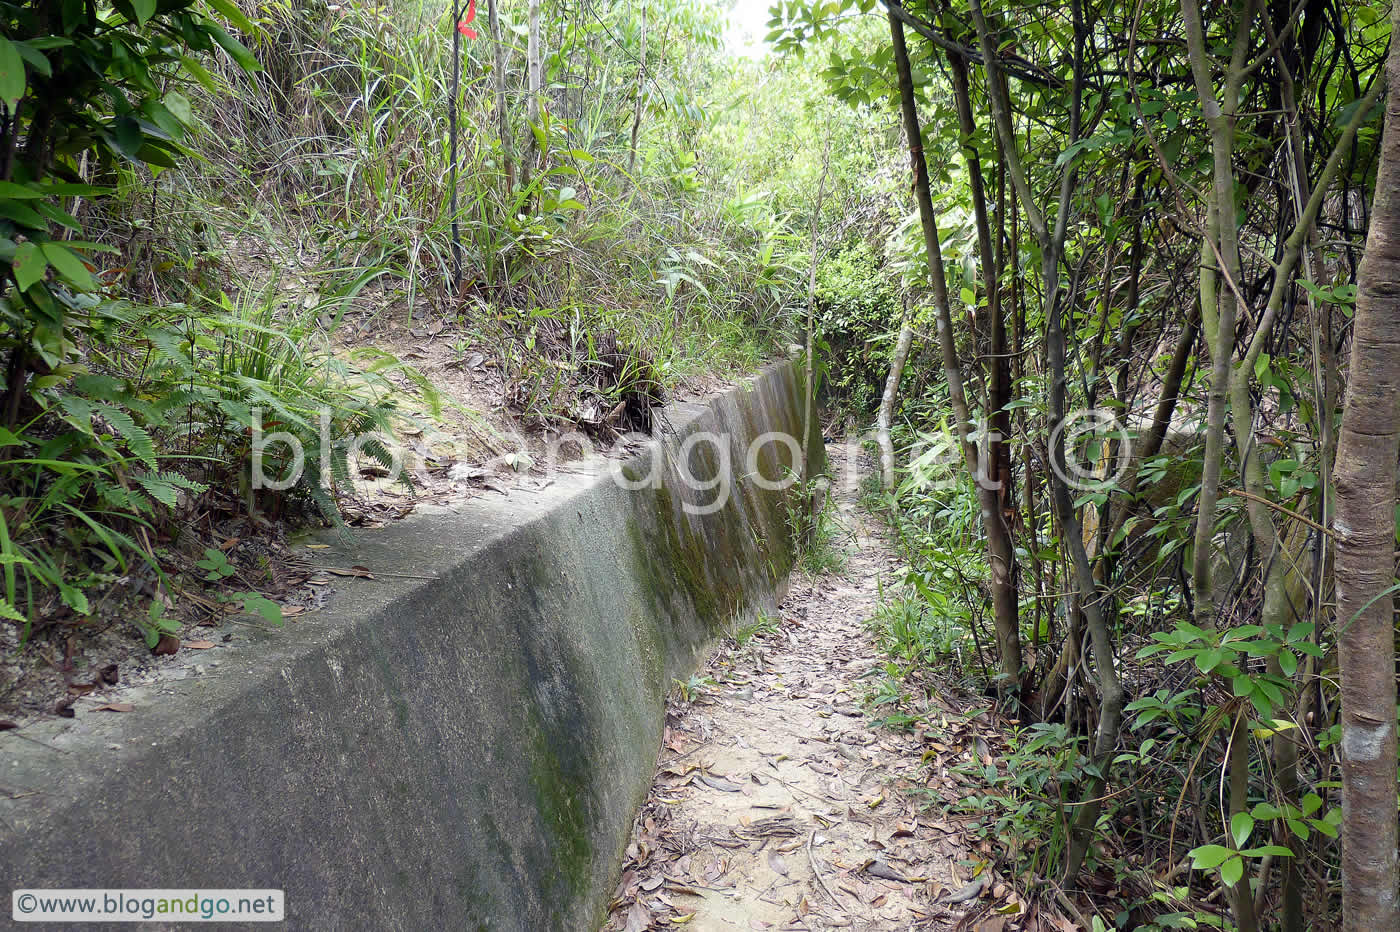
[771, 0, 1398, 928]
[3, 0, 1399, 928]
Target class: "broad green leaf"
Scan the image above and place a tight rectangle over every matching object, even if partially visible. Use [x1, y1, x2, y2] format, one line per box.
[164, 90, 194, 126]
[0, 181, 43, 199]
[40, 243, 95, 291]
[1241, 845, 1294, 858]
[1219, 855, 1244, 888]
[12, 241, 45, 291]
[181, 55, 220, 93]
[0, 37, 24, 110]
[1188, 844, 1232, 869]
[207, 24, 261, 73]
[131, 0, 157, 24]
[1231, 812, 1254, 847]
[207, 0, 258, 34]
[0, 198, 46, 229]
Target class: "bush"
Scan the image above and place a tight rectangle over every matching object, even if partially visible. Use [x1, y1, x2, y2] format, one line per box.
[815, 241, 901, 414]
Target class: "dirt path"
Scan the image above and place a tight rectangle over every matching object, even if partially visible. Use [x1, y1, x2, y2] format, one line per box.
[603, 455, 981, 931]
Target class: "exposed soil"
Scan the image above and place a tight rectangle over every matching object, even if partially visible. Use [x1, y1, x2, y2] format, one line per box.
[0, 297, 744, 723]
[602, 451, 1051, 931]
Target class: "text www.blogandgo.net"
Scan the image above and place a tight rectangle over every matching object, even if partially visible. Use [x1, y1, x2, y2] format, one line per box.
[12, 889, 284, 922]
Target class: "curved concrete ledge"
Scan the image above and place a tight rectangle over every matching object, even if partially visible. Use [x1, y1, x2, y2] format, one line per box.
[0, 361, 823, 930]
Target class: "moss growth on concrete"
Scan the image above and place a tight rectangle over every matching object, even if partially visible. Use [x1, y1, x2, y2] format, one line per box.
[525, 701, 595, 911]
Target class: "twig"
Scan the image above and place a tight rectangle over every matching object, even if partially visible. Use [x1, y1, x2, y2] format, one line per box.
[315, 566, 440, 581]
[1223, 488, 1333, 537]
[806, 830, 843, 907]
[1051, 881, 1096, 932]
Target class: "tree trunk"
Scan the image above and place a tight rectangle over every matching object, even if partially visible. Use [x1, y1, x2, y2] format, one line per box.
[888, 2, 1022, 689]
[1333, 15, 1400, 926]
[878, 303, 914, 491]
[803, 141, 831, 507]
[522, 0, 542, 192]
[486, 0, 514, 191]
[627, 2, 648, 178]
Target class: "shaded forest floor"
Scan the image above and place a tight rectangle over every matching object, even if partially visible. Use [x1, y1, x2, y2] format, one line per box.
[603, 445, 1072, 931]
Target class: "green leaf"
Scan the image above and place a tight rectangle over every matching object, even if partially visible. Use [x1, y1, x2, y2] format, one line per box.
[93, 403, 157, 468]
[206, 0, 258, 34]
[242, 593, 283, 625]
[0, 37, 25, 110]
[1241, 845, 1294, 858]
[131, 0, 156, 24]
[135, 475, 179, 508]
[1231, 812, 1254, 847]
[59, 583, 90, 615]
[1189, 844, 1232, 869]
[1219, 855, 1244, 888]
[164, 90, 194, 126]
[0, 181, 43, 199]
[0, 596, 23, 622]
[40, 243, 94, 291]
[11, 241, 45, 291]
[181, 55, 220, 93]
[0, 198, 47, 229]
[206, 24, 261, 72]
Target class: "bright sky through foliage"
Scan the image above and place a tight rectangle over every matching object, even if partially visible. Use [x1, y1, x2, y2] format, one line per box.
[723, 0, 775, 57]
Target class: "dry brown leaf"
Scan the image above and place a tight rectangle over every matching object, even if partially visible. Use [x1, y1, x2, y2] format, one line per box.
[322, 565, 374, 579]
[699, 773, 742, 792]
[182, 640, 216, 650]
[94, 703, 133, 713]
[622, 901, 650, 932]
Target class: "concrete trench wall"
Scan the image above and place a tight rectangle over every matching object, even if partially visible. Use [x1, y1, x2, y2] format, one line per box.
[0, 361, 823, 930]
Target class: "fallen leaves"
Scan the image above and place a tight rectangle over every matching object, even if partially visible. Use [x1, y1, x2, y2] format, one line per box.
[93, 703, 133, 713]
[601, 486, 986, 932]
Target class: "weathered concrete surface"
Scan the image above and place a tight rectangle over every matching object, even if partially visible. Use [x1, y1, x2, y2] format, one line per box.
[0, 361, 823, 930]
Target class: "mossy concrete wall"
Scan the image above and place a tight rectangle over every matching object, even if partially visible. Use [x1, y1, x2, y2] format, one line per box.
[0, 361, 822, 930]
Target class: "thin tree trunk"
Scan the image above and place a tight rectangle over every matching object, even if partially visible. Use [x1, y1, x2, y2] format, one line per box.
[522, 0, 541, 192]
[1333, 15, 1400, 926]
[967, 0, 1123, 881]
[946, 45, 1021, 690]
[803, 140, 832, 507]
[449, 2, 462, 286]
[486, 0, 514, 191]
[889, 2, 1022, 689]
[878, 302, 914, 491]
[627, 2, 648, 177]
[1181, 0, 1253, 631]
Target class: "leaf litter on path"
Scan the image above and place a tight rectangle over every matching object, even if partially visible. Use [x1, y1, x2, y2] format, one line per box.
[603, 447, 1009, 931]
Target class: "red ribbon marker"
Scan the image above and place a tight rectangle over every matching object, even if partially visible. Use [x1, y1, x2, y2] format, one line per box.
[457, 0, 477, 38]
